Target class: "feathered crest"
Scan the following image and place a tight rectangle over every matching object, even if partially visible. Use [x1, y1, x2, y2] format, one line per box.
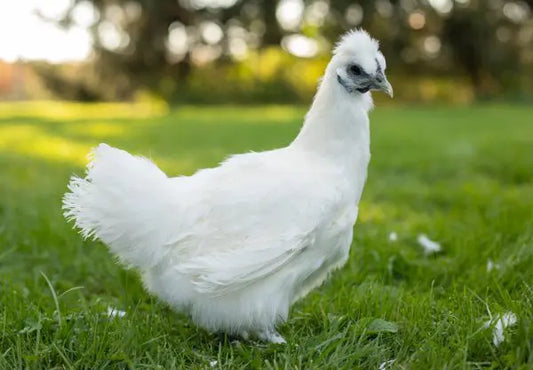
[334, 29, 379, 56]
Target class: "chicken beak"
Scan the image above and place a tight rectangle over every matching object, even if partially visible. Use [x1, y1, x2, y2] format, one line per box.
[381, 80, 393, 98]
[376, 78, 393, 98]
[373, 72, 393, 98]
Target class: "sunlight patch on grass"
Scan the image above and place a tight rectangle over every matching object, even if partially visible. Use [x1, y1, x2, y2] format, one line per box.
[174, 105, 305, 124]
[0, 123, 200, 173]
[63, 121, 127, 138]
[0, 101, 168, 121]
[358, 199, 443, 237]
[156, 158, 201, 177]
[359, 202, 389, 223]
[0, 124, 91, 165]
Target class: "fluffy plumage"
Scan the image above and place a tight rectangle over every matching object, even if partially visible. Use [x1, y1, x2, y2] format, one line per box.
[63, 29, 392, 343]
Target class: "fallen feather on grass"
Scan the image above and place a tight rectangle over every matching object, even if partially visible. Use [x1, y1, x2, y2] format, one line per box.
[379, 359, 396, 370]
[484, 311, 517, 346]
[417, 234, 441, 255]
[388, 232, 398, 242]
[486, 259, 500, 272]
[107, 307, 126, 318]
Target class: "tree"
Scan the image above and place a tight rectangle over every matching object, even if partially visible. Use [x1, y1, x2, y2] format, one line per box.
[39, 0, 532, 101]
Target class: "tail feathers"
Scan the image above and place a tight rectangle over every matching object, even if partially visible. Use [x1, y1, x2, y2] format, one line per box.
[63, 144, 176, 269]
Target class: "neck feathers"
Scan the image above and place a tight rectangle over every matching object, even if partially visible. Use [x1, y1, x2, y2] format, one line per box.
[291, 63, 373, 157]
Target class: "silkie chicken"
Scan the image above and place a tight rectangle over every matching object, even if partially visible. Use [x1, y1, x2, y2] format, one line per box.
[63, 29, 393, 344]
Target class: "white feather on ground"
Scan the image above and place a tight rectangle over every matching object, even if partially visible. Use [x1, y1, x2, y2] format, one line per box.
[417, 234, 442, 255]
[106, 307, 126, 318]
[484, 312, 517, 346]
[63, 29, 393, 343]
[379, 359, 396, 370]
[486, 259, 500, 272]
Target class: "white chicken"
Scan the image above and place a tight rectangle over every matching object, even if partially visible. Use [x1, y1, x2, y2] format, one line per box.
[63, 29, 393, 343]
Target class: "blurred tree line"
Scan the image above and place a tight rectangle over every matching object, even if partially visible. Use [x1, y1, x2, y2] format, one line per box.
[40, 0, 533, 103]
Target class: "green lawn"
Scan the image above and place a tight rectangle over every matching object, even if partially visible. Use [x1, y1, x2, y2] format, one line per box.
[1, 102, 532, 368]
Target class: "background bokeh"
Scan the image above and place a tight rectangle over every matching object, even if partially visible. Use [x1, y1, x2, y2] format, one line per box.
[0, 0, 532, 104]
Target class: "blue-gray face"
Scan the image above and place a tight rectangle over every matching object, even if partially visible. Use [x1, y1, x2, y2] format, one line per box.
[337, 59, 393, 97]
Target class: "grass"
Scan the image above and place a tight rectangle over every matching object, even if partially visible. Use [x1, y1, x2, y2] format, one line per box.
[0, 102, 532, 369]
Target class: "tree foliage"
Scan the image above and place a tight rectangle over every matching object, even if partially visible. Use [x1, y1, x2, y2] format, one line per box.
[46, 0, 533, 101]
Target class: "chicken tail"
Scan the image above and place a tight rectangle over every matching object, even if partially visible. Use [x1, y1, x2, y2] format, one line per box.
[63, 144, 174, 270]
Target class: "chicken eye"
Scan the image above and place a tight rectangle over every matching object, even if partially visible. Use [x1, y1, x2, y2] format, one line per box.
[349, 65, 362, 75]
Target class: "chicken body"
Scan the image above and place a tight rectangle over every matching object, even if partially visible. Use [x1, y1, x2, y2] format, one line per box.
[63, 30, 391, 343]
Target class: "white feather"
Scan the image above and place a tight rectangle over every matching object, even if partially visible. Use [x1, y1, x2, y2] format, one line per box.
[483, 312, 517, 347]
[417, 234, 442, 255]
[63, 29, 387, 341]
